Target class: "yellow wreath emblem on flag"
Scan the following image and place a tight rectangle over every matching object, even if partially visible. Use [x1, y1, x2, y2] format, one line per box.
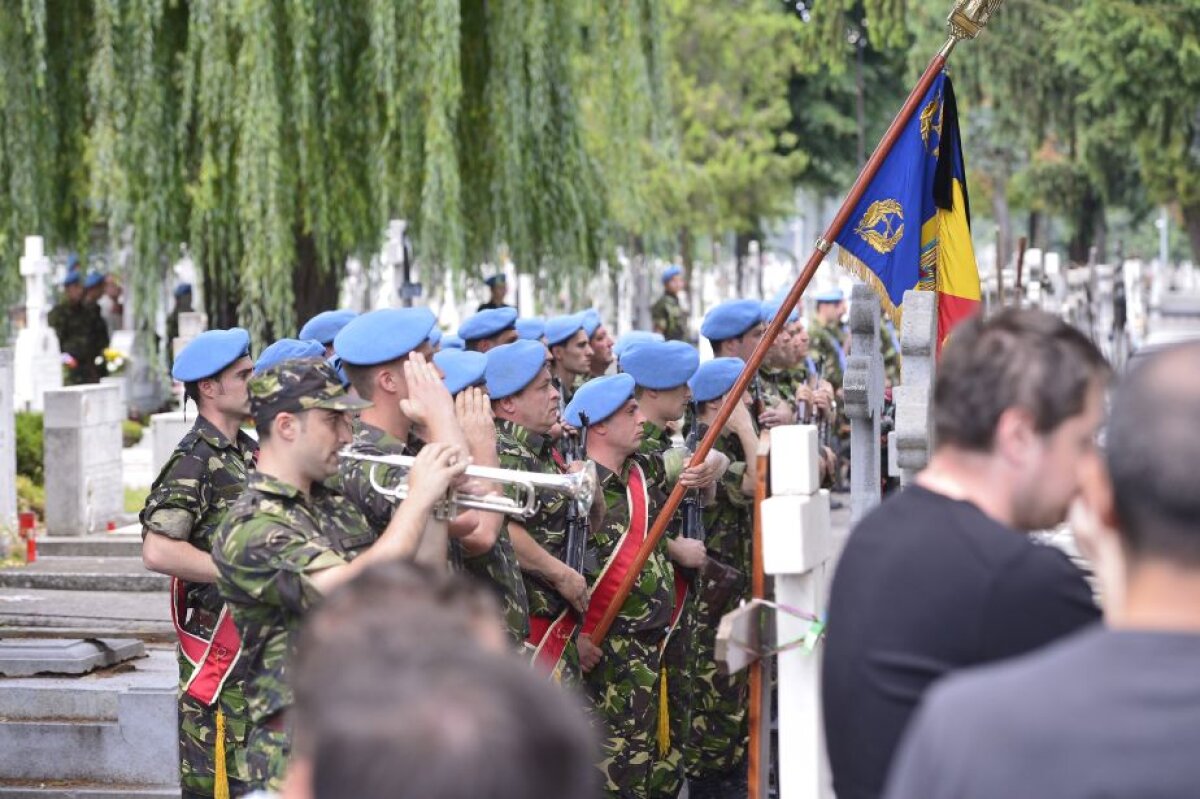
[855, 199, 904, 254]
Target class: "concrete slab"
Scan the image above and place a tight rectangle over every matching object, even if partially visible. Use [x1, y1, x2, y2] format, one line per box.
[36, 536, 143, 558]
[0, 558, 168, 593]
[0, 784, 179, 798]
[0, 586, 171, 642]
[0, 639, 145, 677]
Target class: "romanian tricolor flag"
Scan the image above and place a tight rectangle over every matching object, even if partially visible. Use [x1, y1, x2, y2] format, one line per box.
[834, 71, 981, 345]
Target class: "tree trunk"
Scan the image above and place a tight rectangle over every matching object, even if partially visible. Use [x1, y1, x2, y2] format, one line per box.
[1182, 203, 1200, 268]
[291, 231, 340, 337]
[1068, 188, 1103, 266]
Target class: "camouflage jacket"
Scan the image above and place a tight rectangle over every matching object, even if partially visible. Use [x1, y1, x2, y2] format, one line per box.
[759, 366, 798, 413]
[213, 472, 376, 725]
[140, 415, 258, 627]
[49, 298, 107, 384]
[326, 419, 407, 535]
[702, 431, 753, 576]
[638, 421, 688, 538]
[590, 457, 675, 636]
[495, 420, 571, 620]
[880, 318, 901, 386]
[651, 292, 687, 341]
[809, 318, 847, 390]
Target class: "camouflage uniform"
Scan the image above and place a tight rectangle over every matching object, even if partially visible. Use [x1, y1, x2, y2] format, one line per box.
[650, 292, 687, 341]
[48, 298, 107, 385]
[759, 366, 798, 415]
[583, 456, 676, 799]
[462, 520, 529, 644]
[685, 429, 752, 790]
[213, 471, 377, 792]
[808, 318, 847, 391]
[140, 415, 257, 798]
[880, 318, 902, 386]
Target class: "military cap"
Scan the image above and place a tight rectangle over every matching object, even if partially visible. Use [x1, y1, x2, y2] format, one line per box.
[484, 274, 507, 287]
[701, 299, 763, 342]
[761, 299, 800, 325]
[255, 338, 326, 374]
[485, 340, 549, 400]
[66, 253, 80, 271]
[250, 358, 371, 425]
[174, 282, 192, 298]
[621, 341, 699, 390]
[442, 334, 466, 351]
[328, 355, 351, 389]
[459, 307, 518, 342]
[613, 330, 664, 360]
[662, 265, 682, 283]
[544, 312, 587, 347]
[84, 271, 105, 290]
[334, 308, 437, 366]
[582, 309, 603, 338]
[299, 309, 357, 345]
[564, 373, 635, 427]
[62, 269, 81, 288]
[814, 287, 845, 304]
[172, 328, 253, 382]
[427, 327, 444, 348]
[515, 317, 545, 341]
[434, 349, 488, 395]
[689, 357, 746, 403]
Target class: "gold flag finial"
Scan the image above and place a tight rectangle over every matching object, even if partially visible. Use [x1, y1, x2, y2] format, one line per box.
[948, 0, 1005, 40]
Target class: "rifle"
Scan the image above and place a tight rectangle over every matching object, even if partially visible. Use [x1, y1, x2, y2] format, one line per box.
[684, 401, 744, 622]
[562, 412, 591, 575]
[681, 401, 708, 543]
[750, 373, 767, 424]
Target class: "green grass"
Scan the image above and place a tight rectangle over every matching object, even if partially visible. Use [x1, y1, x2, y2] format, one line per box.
[125, 487, 150, 514]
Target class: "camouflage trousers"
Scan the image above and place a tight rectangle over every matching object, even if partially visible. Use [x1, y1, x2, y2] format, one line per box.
[649, 590, 697, 799]
[178, 652, 252, 797]
[245, 724, 291, 793]
[582, 628, 668, 798]
[684, 586, 749, 780]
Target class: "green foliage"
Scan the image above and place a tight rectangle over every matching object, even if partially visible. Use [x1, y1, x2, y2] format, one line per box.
[16, 475, 45, 518]
[15, 412, 43, 485]
[122, 419, 145, 448]
[125, 486, 149, 514]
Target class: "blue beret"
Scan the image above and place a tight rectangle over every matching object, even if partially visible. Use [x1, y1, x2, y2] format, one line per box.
[299, 309, 357, 345]
[662, 265, 682, 283]
[427, 327, 444, 347]
[442, 334, 466, 351]
[174, 282, 192, 298]
[544, 312, 587, 347]
[582, 309, 603, 338]
[689, 357, 747, 403]
[173, 328, 252, 382]
[515, 317, 545, 341]
[334, 308, 437, 366]
[434, 349, 488, 395]
[761, 300, 800, 325]
[701, 299, 763, 342]
[66, 253, 80, 271]
[459, 307, 518, 342]
[621, 341, 699, 390]
[62, 269, 81, 287]
[328, 355, 351, 388]
[814, 287, 845, 303]
[564, 373, 635, 427]
[84, 271, 105, 290]
[484, 274, 507, 287]
[613, 331, 664, 360]
[255, 338, 326, 374]
[485, 340, 549, 400]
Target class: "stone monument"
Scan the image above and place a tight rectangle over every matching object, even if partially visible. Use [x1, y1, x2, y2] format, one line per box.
[0, 348, 16, 536]
[842, 283, 884, 525]
[893, 290, 938, 485]
[43, 384, 124, 535]
[13, 236, 63, 413]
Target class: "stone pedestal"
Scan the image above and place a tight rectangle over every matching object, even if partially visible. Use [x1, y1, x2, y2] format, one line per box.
[43, 384, 124, 535]
[150, 411, 191, 477]
[894, 290, 938, 485]
[0, 349, 15, 535]
[843, 284, 883, 526]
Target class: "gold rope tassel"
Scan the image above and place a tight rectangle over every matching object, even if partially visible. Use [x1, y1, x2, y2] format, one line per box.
[657, 664, 671, 757]
[214, 708, 230, 799]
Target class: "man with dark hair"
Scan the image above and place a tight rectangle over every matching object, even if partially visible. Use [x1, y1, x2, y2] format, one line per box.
[583, 309, 615, 378]
[822, 308, 1108, 799]
[459, 306, 520, 353]
[283, 563, 598, 799]
[886, 341, 1200, 799]
[702, 299, 795, 430]
[545, 312, 593, 406]
[651, 265, 688, 341]
[477, 274, 512, 311]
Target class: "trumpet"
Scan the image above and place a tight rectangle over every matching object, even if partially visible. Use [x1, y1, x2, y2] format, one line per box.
[338, 450, 596, 519]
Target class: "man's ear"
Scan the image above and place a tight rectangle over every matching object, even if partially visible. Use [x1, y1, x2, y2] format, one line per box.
[197, 376, 220, 402]
[377, 365, 400, 397]
[275, 412, 299, 442]
[993, 406, 1037, 469]
[496, 396, 517, 417]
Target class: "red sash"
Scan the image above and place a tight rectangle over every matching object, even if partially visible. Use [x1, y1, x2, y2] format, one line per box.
[171, 578, 243, 705]
[528, 463, 658, 674]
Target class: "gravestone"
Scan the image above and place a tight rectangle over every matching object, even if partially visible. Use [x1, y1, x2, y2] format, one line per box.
[0, 348, 15, 536]
[13, 236, 63, 413]
[893, 290, 938, 484]
[842, 284, 884, 525]
[43, 384, 124, 535]
[150, 410, 192, 477]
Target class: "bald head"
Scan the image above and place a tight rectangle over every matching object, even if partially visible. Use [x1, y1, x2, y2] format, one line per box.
[1107, 342, 1200, 565]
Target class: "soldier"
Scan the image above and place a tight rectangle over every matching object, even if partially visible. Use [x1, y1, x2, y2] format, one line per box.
[459, 307, 520, 353]
[477, 274, 512, 311]
[583, 309, 615, 378]
[545, 312, 593, 407]
[298, 309, 357, 358]
[684, 358, 761, 797]
[82, 270, 112, 379]
[254, 339, 325, 375]
[485, 340, 591, 677]
[515, 316, 545, 342]
[48, 267, 100, 385]
[565, 374, 677, 798]
[139, 328, 257, 799]
[213, 357, 469, 793]
[613, 331, 663, 369]
[651, 265, 688, 341]
[758, 300, 801, 417]
[809, 287, 848, 391]
[702, 299, 795, 430]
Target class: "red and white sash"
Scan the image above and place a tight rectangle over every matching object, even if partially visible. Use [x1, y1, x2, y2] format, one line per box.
[171, 578, 243, 705]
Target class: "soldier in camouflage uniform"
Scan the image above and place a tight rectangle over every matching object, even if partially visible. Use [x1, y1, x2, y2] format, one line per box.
[546, 312, 594, 409]
[48, 268, 105, 385]
[651, 265, 688, 342]
[809, 289, 848, 391]
[703, 299, 794, 434]
[213, 357, 469, 793]
[684, 357, 762, 797]
[140, 328, 256, 798]
[584, 309, 616, 378]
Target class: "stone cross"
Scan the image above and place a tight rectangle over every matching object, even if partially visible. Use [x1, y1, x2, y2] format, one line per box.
[0, 349, 16, 535]
[893, 290, 938, 484]
[842, 283, 884, 526]
[43, 384, 124, 535]
[13, 236, 63, 412]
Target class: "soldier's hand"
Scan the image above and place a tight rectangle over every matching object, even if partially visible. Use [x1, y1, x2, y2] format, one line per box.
[553, 566, 589, 615]
[401, 353, 458, 434]
[455, 387, 496, 449]
[758, 401, 795, 429]
[667, 536, 707, 570]
[680, 450, 726, 489]
[725, 397, 755, 437]
[794, 384, 815, 407]
[577, 633, 603, 673]
[814, 384, 834, 414]
[405, 442, 469, 509]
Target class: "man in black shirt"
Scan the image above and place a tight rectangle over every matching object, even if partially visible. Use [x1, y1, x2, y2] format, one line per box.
[477, 275, 512, 311]
[885, 342, 1200, 799]
[822, 309, 1109, 799]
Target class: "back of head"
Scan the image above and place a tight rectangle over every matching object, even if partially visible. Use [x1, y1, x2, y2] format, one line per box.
[1106, 342, 1200, 565]
[933, 308, 1109, 452]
